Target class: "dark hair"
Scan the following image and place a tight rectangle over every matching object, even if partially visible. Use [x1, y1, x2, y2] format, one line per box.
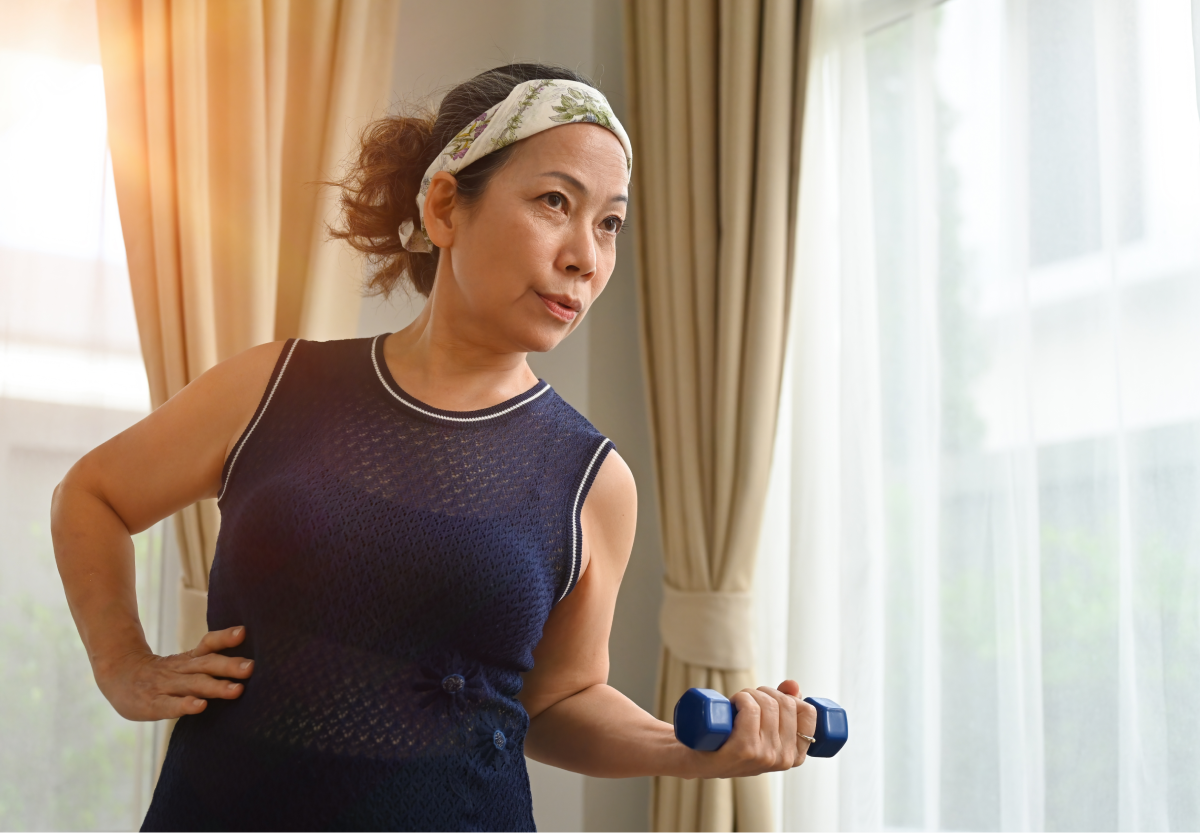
[330, 63, 596, 298]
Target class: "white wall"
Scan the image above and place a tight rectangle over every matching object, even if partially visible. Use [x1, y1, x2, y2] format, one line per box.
[361, 2, 664, 829]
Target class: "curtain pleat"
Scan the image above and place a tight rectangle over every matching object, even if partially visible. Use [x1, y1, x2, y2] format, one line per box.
[624, 0, 813, 829]
[96, 0, 399, 655]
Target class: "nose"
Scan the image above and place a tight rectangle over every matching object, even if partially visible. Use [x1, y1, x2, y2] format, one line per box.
[559, 219, 597, 279]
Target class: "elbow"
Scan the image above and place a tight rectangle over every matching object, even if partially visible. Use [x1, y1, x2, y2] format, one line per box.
[522, 695, 557, 723]
[50, 471, 72, 532]
[523, 680, 608, 724]
[49, 466, 79, 561]
[49, 457, 101, 549]
[51, 457, 84, 516]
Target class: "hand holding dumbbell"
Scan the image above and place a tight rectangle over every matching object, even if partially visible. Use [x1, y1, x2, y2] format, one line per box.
[674, 687, 848, 758]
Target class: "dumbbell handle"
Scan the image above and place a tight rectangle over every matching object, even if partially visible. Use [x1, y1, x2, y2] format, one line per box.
[672, 688, 848, 758]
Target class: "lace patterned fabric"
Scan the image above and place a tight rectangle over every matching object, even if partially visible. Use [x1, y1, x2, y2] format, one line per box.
[142, 335, 612, 832]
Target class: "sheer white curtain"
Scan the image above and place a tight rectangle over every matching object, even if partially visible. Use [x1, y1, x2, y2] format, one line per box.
[0, 1, 169, 828]
[756, 0, 1200, 830]
[1194, 0, 1200, 117]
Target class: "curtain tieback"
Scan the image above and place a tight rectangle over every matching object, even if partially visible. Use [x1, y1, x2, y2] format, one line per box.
[658, 584, 755, 671]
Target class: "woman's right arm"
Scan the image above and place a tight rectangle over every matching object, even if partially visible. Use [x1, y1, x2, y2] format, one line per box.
[50, 340, 288, 721]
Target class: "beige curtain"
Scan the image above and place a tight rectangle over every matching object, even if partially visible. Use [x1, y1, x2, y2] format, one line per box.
[623, 0, 812, 829]
[97, 0, 399, 655]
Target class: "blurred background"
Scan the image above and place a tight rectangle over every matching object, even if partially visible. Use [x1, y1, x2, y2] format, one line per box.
[0, 1, 658, 830]
[1, 0, 1198, 831]
[0, 2, 167, 829]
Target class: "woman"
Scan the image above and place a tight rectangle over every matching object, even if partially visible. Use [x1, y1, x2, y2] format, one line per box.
[52, 63, 817, 831]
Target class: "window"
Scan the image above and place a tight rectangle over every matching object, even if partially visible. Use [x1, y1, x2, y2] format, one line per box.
[0, 2, 168, 828]
[759, 1, 1200, 829]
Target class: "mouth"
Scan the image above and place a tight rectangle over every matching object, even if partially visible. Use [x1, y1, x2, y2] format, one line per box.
[537, 292, 581, 323]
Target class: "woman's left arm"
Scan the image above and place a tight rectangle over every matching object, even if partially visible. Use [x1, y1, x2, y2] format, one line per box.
[520, 452, 816, 780]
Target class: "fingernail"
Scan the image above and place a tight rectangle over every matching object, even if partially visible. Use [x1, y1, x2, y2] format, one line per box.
[233, 627, 243, 637]
[240, 660, 253, 670]
[228, 682, 240, 690]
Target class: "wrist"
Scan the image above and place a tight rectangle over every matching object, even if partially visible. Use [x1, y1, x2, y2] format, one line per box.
[676, 748, 706, 780]
[659, 729, 714, 780]
[88, 629, 154, 682]
[72, 594, 151, 673]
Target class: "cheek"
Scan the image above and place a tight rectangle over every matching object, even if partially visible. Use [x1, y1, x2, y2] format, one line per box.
[594, 243, 619, 288]
[457, 212, 554, 298]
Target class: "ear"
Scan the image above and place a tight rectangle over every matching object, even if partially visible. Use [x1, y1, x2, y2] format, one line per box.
[423, 171, 459, 249]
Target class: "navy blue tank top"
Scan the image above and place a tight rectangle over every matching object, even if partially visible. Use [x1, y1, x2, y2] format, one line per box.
[142, 335, 613, 832]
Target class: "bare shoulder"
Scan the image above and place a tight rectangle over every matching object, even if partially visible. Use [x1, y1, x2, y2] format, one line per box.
[185, 340, 293, 455]
[187, 340, 290, 404]
[156, 340, 290, 444]
[586, 450, 636, 515]
[68, 341, 292, 533]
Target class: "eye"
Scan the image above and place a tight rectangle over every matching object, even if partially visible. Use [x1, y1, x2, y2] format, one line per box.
[542, 191, 566, 211]
[601, 215, 625, 235]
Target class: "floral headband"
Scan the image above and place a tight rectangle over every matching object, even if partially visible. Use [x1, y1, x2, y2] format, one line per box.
[398, 78, 634, 253]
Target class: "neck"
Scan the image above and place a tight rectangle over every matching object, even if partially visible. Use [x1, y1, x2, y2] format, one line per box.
[382, 262, 538, 412]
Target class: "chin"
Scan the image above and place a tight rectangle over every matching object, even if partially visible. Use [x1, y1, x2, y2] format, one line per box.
[524, 334, 570, 354]
[515, 322, 573, 354]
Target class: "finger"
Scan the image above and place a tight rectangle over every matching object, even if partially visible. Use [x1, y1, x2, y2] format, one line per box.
[748, 691, 787, 768]
[759, 686, 798, 768]
[152, 694, 207, 719]
[164, 672, 247, 700]
[729, 689, 762, 739]
[725, 690, 764, 769]
[792, 698, 815, 769]
[182, 652, 255, 680]
[189, 626, 246, 658]
[777, 679, 802, 698]
[797, 698, 819, 739]
[794, 725, 812, 767]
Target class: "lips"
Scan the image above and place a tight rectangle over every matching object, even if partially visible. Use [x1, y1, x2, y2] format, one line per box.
[537, 293, 580, 322]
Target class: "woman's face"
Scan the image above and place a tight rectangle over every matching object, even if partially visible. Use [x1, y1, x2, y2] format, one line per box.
[427, 123, 629, 354]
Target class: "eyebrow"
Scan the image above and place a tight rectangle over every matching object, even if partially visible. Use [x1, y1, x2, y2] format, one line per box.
[540, 170, 628, 204]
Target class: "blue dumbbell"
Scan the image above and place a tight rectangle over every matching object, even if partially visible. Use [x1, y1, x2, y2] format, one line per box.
[673, 687, 848, 757]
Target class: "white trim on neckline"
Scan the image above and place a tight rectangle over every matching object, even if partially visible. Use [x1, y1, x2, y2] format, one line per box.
[370, 334, 551, 423]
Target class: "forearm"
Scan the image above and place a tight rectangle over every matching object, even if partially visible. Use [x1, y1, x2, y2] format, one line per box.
[51, 476, 151, 674]
[524, 683, 705, 779]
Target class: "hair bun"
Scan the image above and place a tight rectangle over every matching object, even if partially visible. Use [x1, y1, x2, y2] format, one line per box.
[329, 113, 439, 297]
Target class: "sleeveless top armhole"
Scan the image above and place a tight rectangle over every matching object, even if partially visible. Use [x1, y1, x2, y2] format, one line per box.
[558, 436, 615, 604]
[218, 338, 301, 504]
